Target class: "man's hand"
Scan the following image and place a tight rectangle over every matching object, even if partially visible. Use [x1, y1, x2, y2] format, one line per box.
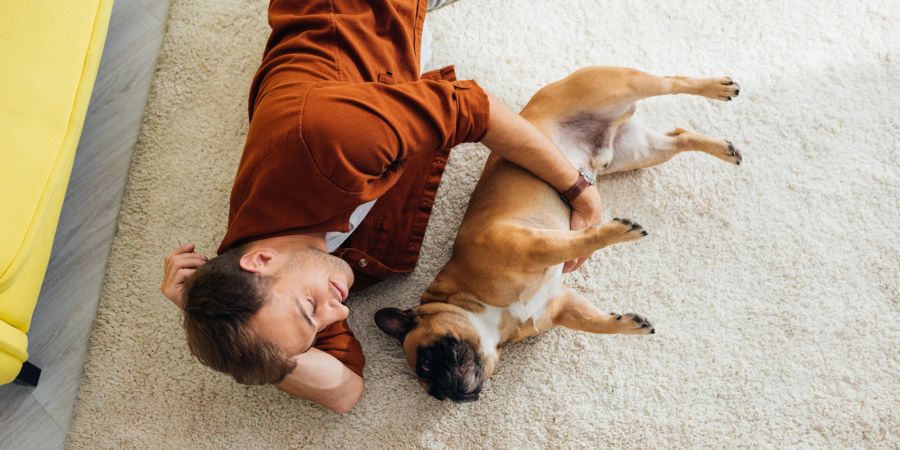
[160, 243, 208, 308]
[563, 184, 603, 273]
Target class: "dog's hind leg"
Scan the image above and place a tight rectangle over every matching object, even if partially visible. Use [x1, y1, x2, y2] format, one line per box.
[658, 128, 742, 165]
[501, 218, 647, 269]
[632, 73, 740, 102]
[596, 120, 743, 175]
[546, 286, 654, 335]
[523, 67, 740, 121]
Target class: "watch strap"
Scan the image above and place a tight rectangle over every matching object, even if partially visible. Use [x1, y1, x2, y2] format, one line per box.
[560, 169, 594, 204]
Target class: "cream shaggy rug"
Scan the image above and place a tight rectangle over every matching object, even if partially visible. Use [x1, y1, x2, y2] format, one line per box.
[68, 0, 899, 447]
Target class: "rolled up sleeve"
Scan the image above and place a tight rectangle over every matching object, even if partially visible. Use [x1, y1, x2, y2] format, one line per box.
[300, 79, 490, 194]
[314, 319, 365, 378]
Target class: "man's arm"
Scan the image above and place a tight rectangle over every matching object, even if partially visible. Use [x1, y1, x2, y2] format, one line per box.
[479, 91, 603, 272]
[276, 348, 364, 414]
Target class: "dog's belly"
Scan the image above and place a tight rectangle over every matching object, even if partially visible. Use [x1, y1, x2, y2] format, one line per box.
[554, 107, 635, 170]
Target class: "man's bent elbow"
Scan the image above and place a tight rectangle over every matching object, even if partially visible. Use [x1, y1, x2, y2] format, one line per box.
[278, 377, 364, 413]
[326, 380, 364, 414]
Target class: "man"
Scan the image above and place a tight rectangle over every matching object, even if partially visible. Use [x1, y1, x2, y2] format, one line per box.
[160, 0, 603, 413]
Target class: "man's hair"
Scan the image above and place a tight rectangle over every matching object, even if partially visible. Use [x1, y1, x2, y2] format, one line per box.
[182, 245, 296, 385]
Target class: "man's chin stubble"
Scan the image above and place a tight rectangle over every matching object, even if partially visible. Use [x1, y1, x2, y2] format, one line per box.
[303, 248, 355, 287]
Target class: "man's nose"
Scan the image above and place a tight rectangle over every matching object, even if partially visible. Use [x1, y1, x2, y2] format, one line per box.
[324, 299, 349, 321]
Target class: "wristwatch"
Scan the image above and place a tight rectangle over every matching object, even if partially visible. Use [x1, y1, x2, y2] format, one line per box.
[559, 168, 596, 204]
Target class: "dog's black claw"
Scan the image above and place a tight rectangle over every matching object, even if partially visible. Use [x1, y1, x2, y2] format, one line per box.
[736, 160, 741, 166]
[724, 78, 734, 85]
[615, 314, 622, 321]
[734, 88, 740, 96]
[650, 328, 656, 334]
[641, 230, 648, 236]
[613, 217, 621, 222]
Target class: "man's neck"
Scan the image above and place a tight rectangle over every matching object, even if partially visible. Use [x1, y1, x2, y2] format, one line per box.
[245, 232, 328, 253]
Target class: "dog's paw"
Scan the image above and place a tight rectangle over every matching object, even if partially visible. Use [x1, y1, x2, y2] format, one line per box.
[594, 218, 648, 245]
[706, 140, 743, 166]
[722, 141, 742, 165]
[608, 312, 655, 334]
[702, 77, 740, 101]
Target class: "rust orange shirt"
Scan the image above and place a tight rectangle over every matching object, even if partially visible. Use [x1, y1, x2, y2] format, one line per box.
[217, 0, 490, 377]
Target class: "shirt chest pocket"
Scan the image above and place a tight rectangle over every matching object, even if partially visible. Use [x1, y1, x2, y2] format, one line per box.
[301, 85, 404, 196]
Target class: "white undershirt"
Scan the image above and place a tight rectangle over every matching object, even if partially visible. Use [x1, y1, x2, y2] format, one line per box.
[324, 198, 378, 253]
[323, 20, 432, 253]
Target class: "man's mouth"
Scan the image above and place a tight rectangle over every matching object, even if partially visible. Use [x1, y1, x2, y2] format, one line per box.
[331, 281, 348, 302]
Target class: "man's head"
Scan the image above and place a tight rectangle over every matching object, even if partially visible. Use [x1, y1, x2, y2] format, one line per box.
[182, 241, 353, 384]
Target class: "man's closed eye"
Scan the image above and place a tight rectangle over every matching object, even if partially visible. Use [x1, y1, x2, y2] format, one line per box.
[295, 297, 315, 328]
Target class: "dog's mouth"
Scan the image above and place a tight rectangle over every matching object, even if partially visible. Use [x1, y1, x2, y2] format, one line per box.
[450, 387, 481, 402]
[430, 385, 482, 402]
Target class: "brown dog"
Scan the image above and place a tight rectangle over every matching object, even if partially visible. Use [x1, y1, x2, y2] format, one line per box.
[375, 67, 741, 401]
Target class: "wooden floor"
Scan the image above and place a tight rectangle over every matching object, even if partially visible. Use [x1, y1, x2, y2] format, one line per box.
[0, 0, 170, 448]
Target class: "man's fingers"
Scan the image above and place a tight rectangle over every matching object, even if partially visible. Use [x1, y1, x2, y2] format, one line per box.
[164, 255, 206, 288]
[572, 257, 588, 272]
[166, 243, 196, 259]
[563, 257, 588, 273]
[171, 253, 208, 269]
[175, 267, 197, 282]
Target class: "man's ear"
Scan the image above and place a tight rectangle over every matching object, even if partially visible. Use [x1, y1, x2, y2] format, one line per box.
[374, 307, 415, 341]
[239, 248, 278, 274]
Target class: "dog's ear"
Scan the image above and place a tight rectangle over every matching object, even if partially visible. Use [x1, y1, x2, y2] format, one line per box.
[375, 307, 414, 341]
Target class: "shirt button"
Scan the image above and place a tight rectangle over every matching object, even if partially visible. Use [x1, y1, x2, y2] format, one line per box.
[358, 258, 368, 268]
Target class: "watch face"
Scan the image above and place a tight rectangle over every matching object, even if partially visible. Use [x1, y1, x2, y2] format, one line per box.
[579, 168, 596, 184]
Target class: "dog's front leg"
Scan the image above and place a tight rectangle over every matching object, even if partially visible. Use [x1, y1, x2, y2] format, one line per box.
[547, 287, 654, 335]
[505, 218, 647, 269]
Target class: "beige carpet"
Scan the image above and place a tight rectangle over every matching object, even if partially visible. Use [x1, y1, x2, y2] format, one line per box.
[68, 0, 899, 447]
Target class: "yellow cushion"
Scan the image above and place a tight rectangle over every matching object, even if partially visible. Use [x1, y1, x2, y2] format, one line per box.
[0, 0, 114, 383]
[0, 321, 28, 383]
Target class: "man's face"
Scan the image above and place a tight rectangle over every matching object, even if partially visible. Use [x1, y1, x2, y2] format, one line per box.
[249, 249, 354, 357]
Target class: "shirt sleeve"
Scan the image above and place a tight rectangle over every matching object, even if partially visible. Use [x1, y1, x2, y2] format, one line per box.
[299, 79, 490, 195]
[313, 319, 365, 378]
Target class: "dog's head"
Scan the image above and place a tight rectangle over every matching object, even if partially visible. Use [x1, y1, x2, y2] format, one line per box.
[375, 303, 496, 402]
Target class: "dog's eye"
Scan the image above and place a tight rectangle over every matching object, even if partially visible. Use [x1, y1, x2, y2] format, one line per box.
[420, 359, 431, 372]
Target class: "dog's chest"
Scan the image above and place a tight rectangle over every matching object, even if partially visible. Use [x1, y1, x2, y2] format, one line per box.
[509, 264, 564, 322]
[467, 265, 564, 356]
